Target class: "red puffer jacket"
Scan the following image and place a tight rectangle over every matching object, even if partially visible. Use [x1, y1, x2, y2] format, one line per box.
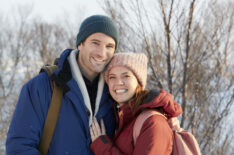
[90, 89, 182, 155]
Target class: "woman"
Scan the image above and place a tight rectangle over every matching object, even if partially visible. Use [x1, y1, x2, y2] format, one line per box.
[89, 52, 182, 155]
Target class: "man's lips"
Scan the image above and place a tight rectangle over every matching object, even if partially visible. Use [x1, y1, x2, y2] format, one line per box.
[91, 57, 105, 65]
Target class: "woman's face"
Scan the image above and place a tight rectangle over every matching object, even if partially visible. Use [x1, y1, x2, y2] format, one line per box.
[107, 66, 139, 106]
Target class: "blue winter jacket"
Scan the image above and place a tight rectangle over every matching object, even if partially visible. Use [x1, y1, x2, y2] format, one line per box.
[6, 49, 116, 155]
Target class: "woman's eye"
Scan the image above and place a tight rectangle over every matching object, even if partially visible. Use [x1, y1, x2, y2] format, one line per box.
[109, 76, 115, 80]
[124, 75, 130, 78]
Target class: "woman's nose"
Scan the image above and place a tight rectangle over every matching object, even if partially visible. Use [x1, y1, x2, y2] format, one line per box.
[115, 78, 124, 85]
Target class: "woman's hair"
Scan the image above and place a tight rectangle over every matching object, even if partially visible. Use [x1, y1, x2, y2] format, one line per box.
[128, 85, 167, 117]
[128, 85, 149, 114]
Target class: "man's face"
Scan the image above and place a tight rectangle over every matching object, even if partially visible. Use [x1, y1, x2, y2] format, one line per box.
[78, 33, 116, 79]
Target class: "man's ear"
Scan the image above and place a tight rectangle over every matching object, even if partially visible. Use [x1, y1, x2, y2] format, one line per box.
[77, 44, 81, 51]
[77, 41, 84, 51]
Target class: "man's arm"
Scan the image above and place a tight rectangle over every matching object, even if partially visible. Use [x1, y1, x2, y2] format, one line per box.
[6, 74, 50, 155]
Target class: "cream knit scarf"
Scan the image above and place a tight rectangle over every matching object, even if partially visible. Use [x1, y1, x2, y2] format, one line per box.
[68, 49, 105, 126]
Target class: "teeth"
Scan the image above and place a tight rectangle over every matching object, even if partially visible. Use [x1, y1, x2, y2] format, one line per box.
[115, 89, 127, 93]
[93, 57, 103, 62]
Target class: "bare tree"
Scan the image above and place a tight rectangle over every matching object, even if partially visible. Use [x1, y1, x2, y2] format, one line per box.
[0, 6, 33, 153]
[0, 4, 83, 154]
[20, 21, 74, 81]
[100, 0, 234, 154]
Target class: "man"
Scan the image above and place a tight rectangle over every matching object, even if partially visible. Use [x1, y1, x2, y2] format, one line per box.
[6, 15, 119, 155]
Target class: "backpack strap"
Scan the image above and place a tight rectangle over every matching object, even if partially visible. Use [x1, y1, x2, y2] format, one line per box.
[172, 128, 201, 155]
[133, 110, 201, 155]
[133, 110, 166, 145]
[40, 65, 58, 76]
[38, 65, 63, 155]
[39, 65, 58, 89]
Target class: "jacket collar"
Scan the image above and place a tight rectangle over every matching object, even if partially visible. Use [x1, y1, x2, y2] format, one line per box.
[68, 49, 105, 125]
[51, 49, 73, 93]
[136, 89, 182, 117]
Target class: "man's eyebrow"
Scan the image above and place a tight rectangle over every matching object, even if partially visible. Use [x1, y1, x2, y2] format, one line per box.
[90, 39, 101, 42]
[90, 39, 115, 46]
[107, 42, 115, 46]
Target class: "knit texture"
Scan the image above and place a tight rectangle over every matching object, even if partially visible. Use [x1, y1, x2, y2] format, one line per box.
[104, 52, 148, 89]
[76, 15, 119, 48]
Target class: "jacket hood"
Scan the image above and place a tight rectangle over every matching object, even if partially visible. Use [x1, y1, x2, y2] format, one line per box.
[136, 89, 182, 117]
[51, 49, 73, 93]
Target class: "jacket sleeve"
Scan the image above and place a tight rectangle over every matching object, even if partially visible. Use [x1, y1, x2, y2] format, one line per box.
[90, 135, 125, 155]
[133, 115, 173, 155]
[90, 115, 173, 155]
[6, 74, 50, 155]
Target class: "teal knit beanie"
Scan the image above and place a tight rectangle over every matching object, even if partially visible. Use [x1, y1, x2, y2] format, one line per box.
[76, 15, 119, 48]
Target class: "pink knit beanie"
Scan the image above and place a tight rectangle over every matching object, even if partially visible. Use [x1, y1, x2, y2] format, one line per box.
[104, 52, 148, 89]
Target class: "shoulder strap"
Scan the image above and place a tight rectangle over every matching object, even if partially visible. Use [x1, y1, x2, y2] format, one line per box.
[40, 65, 58, 90]
[133, 110, 201, 155]
[133, 110, 166, 145]
[172, 129, 201, 155]
[40, 65, 58, 76]
[38, 65, 63, 155]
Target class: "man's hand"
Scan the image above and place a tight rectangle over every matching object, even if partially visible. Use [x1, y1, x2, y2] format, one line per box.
[90, 118, 106, 142]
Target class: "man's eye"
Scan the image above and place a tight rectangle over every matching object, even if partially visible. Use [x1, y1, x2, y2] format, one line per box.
[107, 45, 114, 49]
[92, 42, 99, 45]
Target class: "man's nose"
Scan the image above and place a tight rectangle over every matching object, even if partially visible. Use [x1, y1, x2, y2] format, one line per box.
[97, 45, 106, 58]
